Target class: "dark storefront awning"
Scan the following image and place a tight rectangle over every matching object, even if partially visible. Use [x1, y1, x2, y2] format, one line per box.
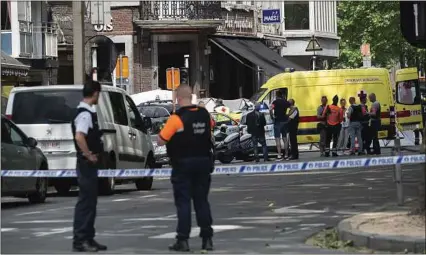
[209, 37, 306, 77]
[1, 51, 30, 77]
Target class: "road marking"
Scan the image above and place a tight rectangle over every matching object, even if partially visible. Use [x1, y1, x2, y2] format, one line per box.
[1, 228, 17, 232]
[274, 208, 327, 214]
[149, 225, 252, 239]
[113, 198, 132, 202]
[34, 227, 73, 237]
[123, 214, 176, 222]
[140, 195, 157, 198]
[299, 223, 327, 227]
[16, 211, 43, 216]
[12, 220, 72, 224]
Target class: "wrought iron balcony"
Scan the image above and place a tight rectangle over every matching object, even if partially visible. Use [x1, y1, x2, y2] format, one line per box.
[140, 1, 222, 20]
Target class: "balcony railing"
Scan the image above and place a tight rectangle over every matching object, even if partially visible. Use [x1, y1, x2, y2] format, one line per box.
[19, 21, 58, 59]
[140, 1, 222, 20]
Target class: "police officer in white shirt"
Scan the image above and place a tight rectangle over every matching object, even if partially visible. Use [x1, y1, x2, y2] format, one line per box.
[71, 80, 107, 252]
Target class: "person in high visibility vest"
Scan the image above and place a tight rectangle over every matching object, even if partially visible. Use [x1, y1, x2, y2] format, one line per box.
[322, 95, 344, 157]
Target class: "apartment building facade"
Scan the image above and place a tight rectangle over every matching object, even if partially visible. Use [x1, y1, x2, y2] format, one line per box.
[1, 1, 59, 86]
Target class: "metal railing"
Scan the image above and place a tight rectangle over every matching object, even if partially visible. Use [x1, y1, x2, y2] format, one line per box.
[140, 1, 221, 20]
[18, 21, 58, 58]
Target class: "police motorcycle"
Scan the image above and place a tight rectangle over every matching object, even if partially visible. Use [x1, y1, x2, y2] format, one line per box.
[214, 124, 254, 164]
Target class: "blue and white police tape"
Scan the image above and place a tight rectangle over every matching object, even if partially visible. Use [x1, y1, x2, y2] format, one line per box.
[1, 155, 425, 178]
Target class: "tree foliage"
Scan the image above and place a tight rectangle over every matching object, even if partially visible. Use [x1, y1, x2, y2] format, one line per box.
[333, 1, 425, 69]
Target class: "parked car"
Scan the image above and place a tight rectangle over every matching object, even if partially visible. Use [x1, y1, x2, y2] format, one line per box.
[1, 115, 49, 203]
[138, 100, 178, 167]
[5, 85, 155, 195]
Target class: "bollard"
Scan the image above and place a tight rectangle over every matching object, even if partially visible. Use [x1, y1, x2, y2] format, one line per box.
[394, 137, 404, 206]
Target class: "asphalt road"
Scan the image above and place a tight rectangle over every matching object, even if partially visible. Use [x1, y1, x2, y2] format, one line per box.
[1, 157, 424, 254]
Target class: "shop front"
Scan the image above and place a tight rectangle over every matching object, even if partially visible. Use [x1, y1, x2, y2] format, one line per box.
[1, 51, 30, 113]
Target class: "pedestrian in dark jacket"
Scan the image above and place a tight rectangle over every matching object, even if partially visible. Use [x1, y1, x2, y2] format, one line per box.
[246, 103, 268, 162]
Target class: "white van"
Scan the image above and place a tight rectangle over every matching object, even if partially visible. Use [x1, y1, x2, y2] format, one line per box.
[5, 85, 155, 195]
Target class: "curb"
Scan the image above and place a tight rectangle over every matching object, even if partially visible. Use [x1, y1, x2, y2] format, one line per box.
[337, 217, 425, 253]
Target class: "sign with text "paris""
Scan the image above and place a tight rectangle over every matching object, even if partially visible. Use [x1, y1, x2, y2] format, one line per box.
[262, 9, 281, 24]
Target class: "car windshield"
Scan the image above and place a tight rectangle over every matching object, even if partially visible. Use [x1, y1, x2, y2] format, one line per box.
[250, 88, 267, 102]
[11, 90, 82, 124]
[139, 106, 170, 118]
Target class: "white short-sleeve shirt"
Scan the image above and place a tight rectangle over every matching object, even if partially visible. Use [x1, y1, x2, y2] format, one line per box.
[74, 102, 96, 135]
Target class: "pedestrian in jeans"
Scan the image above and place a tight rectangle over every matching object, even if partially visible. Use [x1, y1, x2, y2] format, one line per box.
[322, 95, 343, 157]
[317, 96, 328, 157]
[246, 103, 268, 162]
[271, 91, 290, 160]
[347, 97, 365, 155]
[287, 99, 299, 160]
[368, 93, 381, 155]
[359, 94, 371, 154]
[337, 98, 350, 155]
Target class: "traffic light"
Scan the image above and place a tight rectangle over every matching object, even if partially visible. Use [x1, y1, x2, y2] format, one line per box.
[180, 67, 189, 85]
[400, 1, 426, 48]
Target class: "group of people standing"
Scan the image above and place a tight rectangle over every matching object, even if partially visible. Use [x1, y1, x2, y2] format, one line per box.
[317, 92, 381, 157]
[246, 91, 300, 162]
[245, 91, 382, 162]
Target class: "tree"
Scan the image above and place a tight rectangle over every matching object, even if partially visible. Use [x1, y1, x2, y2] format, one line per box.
[333, 1, 425, 69]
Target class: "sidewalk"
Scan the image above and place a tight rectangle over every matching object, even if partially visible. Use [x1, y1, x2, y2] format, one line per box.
[337, 201, 425, 253]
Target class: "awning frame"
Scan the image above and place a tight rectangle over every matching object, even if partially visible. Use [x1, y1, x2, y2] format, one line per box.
[208, 38, 262, 73]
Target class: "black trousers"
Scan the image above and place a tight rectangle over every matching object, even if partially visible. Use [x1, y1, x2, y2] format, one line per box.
[369, 120, 381, 154]
[171, 157, 213, 240]
[361, 123, 371, 153]
[326, 124, 341, 154]
[73, 156, 98, 243]
[288, 124, 299, 158]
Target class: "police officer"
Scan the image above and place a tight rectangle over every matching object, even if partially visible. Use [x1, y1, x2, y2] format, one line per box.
[158, 85, 214, 252]
[71, 79, 107, 252]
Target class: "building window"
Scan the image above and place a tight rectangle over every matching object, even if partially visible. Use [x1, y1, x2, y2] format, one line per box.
[284, 1, 310, 30]
[1, 1, 11, 30]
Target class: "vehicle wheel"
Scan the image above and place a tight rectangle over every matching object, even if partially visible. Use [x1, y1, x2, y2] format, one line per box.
[28, 177, 48, 204]
[218, 153, 234, 164]
[99, 177, 115, 195]
[135, 156, 154, 190]
[135, 177, 153, 190]
[54, 182, 72, 195]
[99, 154, 116, 196]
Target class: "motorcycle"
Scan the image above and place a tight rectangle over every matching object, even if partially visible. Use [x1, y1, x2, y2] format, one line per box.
[214, 125, 254, 164]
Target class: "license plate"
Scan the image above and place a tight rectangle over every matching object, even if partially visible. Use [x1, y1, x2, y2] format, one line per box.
[401, 124, 419, 131]
[40, 141, 61, 150]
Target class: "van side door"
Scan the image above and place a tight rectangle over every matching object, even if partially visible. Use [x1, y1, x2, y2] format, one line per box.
[124, 95, 148, 168]
[107, 91, 133, 169]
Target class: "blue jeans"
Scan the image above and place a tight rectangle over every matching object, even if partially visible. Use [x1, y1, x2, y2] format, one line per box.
[349, 122, 363, 152]
[273, 121, 288, 138]
[252, 135, 268, 161]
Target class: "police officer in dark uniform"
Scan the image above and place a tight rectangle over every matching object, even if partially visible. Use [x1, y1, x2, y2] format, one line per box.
[71, 79, 107, 252]
[158, 85, 214, 252]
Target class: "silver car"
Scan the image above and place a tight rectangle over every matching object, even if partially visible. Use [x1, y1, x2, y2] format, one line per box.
[1, 115, 49, 203]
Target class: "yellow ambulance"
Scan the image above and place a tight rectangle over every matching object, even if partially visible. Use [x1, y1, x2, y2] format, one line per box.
[250, 68, 423, 144]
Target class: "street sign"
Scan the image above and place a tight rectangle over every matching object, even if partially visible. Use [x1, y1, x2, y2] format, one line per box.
[115, 56, 129, 78]
[360, 43, 371, 56]
[166, 68, 180, 90]
[306, 37, 323, 52]
[262, 9, 281, 24]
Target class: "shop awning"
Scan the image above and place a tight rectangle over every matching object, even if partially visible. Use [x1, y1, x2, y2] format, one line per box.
[209, 37, 306, 77]
[1, 51, 30, 77]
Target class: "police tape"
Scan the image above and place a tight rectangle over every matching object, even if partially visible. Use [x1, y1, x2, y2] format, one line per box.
[1, 155, 425, 178]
